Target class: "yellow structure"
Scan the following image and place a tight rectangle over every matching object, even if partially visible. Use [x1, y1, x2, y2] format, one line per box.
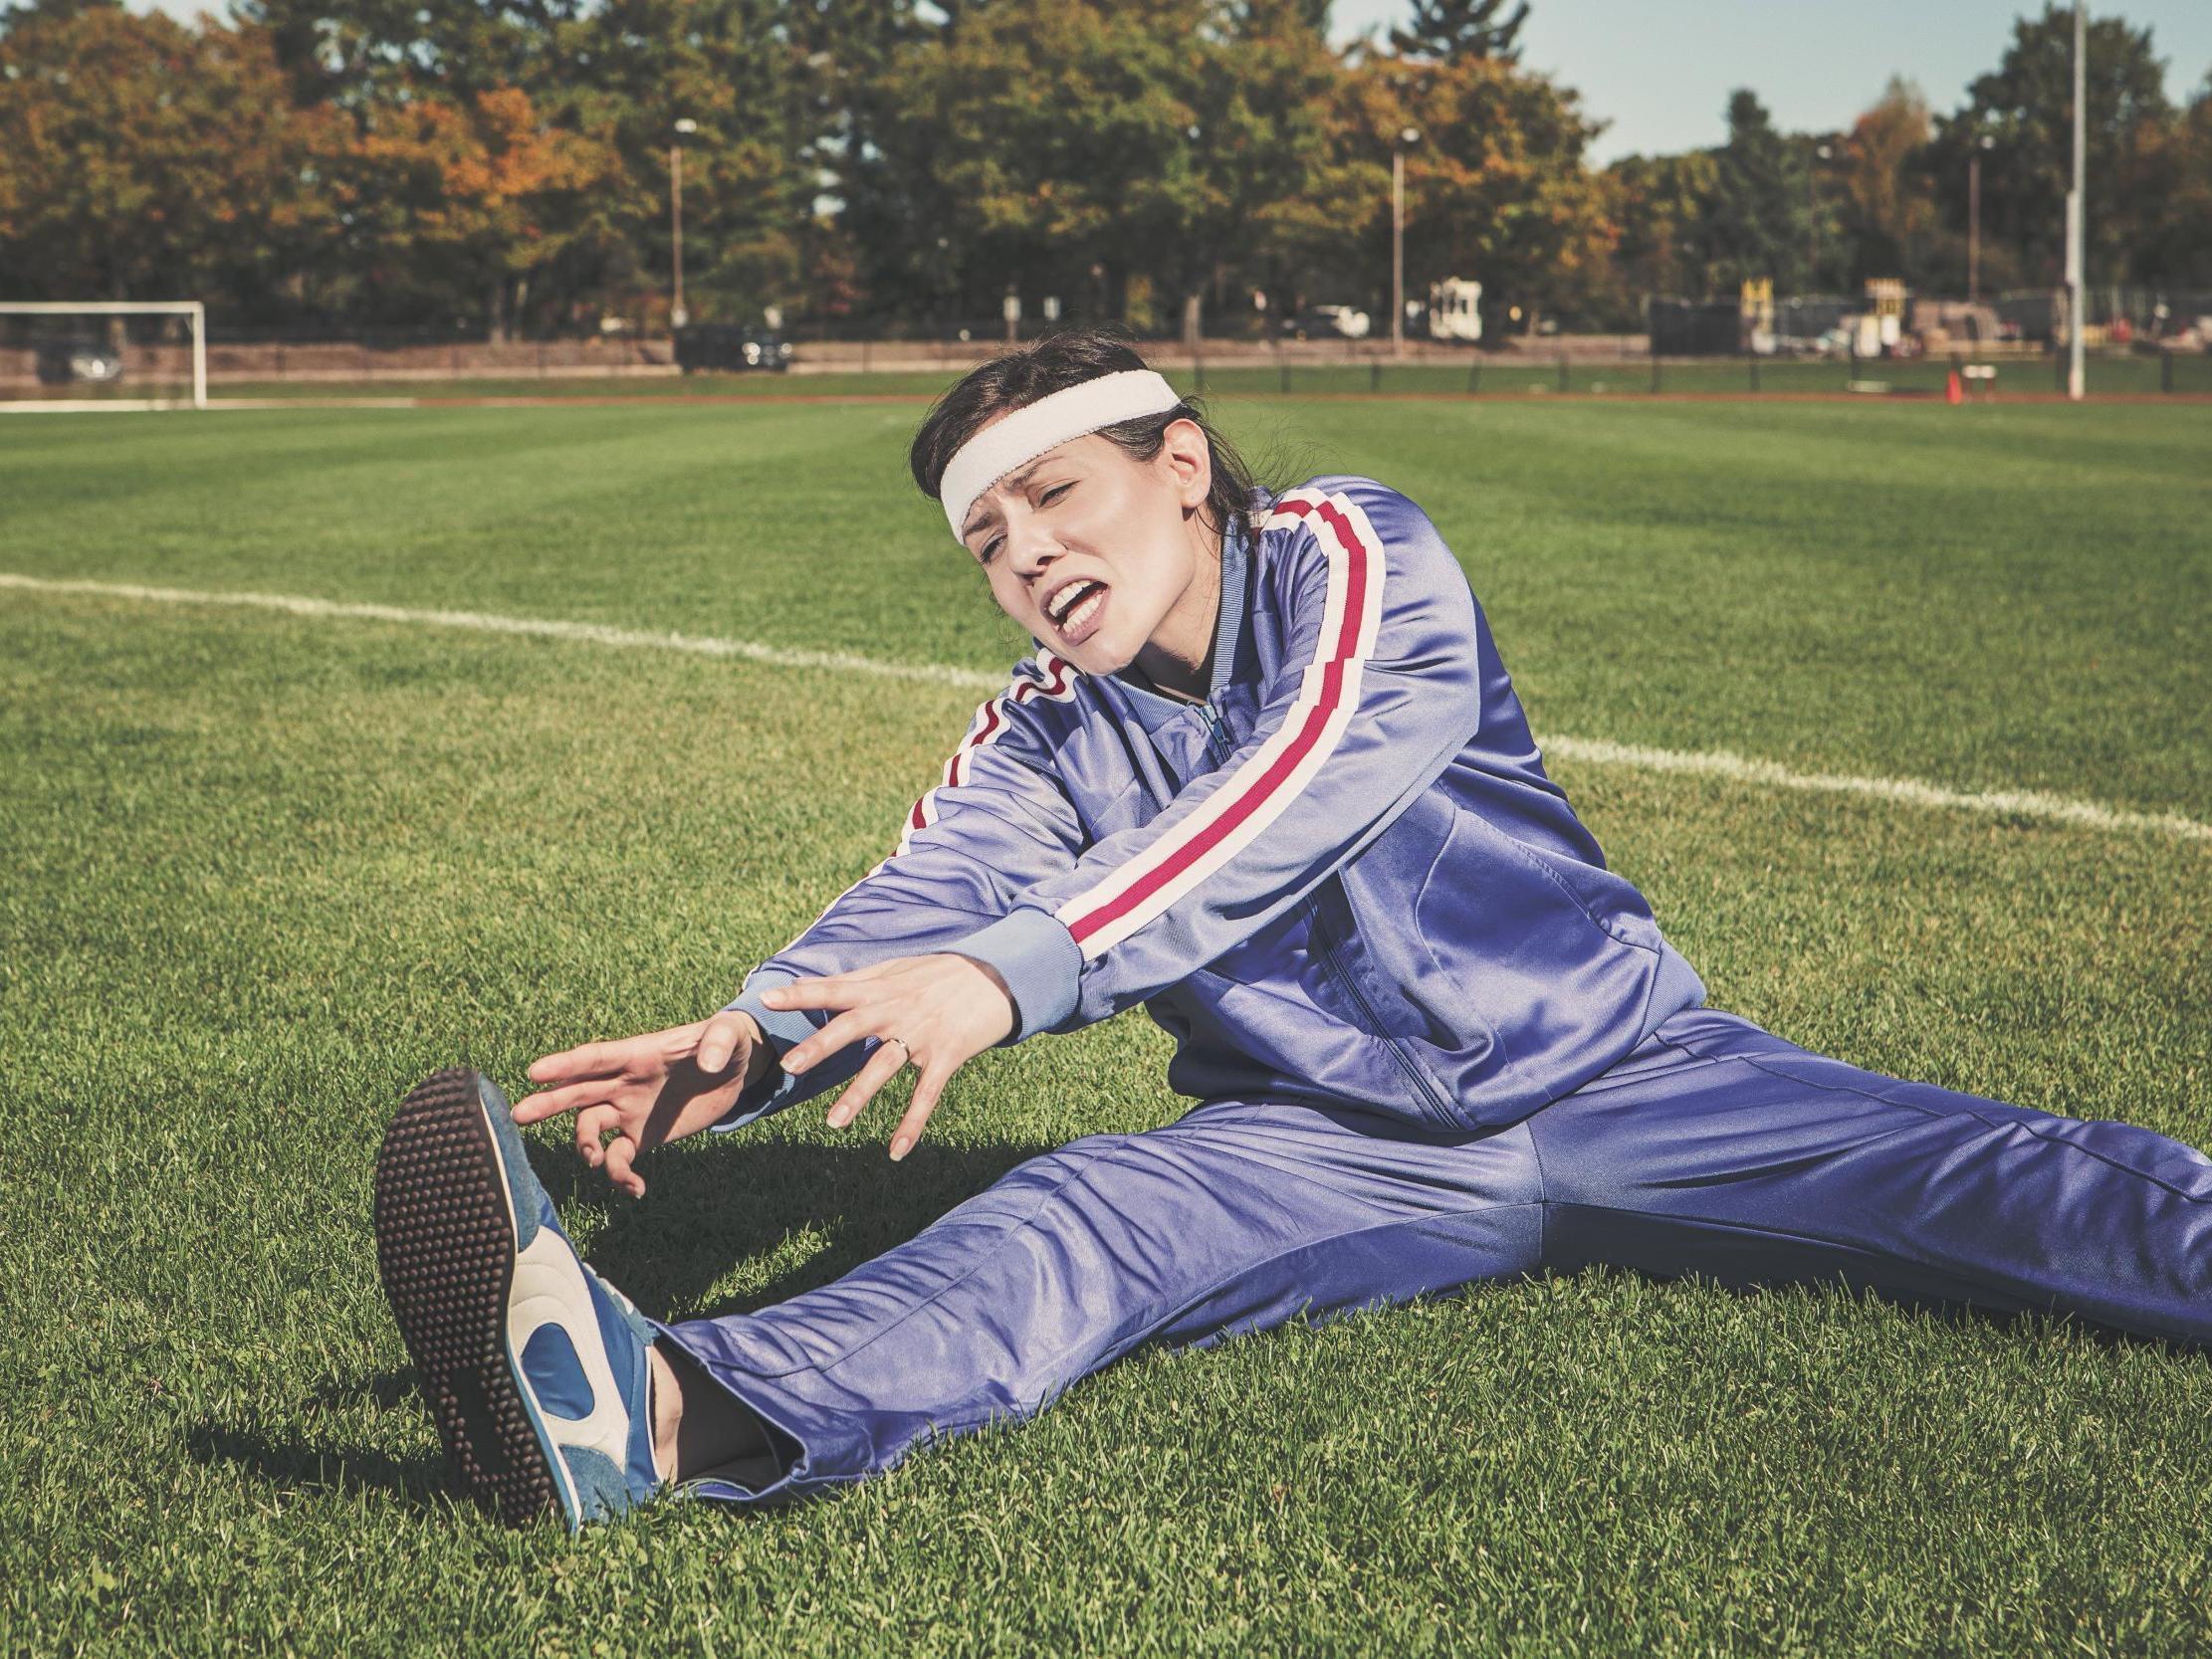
[1738, 278, 1774, 331]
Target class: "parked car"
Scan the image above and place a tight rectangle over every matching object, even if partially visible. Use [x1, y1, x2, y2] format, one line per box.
[35, 338, 123, 386]
[674, 323, 792, 373]
[1279, 304, 1372, 341]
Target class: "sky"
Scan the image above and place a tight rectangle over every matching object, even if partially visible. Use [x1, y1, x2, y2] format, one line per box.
[1331, 0, 2212, 164]
[122, 0, 2212, 169]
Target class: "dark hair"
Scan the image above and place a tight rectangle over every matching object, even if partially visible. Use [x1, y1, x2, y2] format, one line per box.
[909, 324, 1269, 547]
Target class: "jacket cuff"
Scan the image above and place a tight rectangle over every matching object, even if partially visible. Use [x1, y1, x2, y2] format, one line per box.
[953, 906, 1081, 1041]
[710, 968, 817, 1132]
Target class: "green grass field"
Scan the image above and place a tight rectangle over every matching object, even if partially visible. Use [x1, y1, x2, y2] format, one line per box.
[3, 394, 2208, 1655]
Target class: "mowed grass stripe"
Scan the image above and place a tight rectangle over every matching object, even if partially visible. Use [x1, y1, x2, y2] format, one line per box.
[8, 569, 2207, 847]
[1, 400, 2204, 824]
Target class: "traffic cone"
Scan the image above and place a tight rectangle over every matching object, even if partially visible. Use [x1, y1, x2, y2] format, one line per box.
[1945, 369, 1964, 405]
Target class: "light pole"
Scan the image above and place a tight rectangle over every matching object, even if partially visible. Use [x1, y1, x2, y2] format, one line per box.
[2065, 0, 2085, 402]
[670, 117, 698, 330]
[1967, 132, 1995, 304]
[1807, 142, 1833, 290]
[1392, 126, 1420, 358]
[1184, 122, 1206, 347]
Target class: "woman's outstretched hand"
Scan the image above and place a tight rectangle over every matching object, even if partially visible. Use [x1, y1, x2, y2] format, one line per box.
[513, 1012, 772, 1198]
[764, 953, 1015, 1161]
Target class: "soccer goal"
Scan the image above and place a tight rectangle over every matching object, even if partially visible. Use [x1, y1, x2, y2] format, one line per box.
[0, 301, 207, 412]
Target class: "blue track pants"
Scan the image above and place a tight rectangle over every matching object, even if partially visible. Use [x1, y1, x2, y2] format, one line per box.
[654, 1007, 2212, 1504]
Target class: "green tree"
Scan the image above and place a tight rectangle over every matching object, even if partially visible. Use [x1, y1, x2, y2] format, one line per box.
[1387, 0, 1527, 65]
[2132, 73, 2212, 287]
[861, 0, 1187, 323]
[1925, 6, 2171, 287]
[1335, 47, 1615, 330]
[1189, 0, 1369, 338]
[860, 0, 1350, 334]
[1697, 89, 1808, 294]
[1603, 150, 1717, 303]
[557, 0, 820, 328]
[239, 0, 582, 106]
[802, 0, 960, 324]
[0, 5, 340, 309]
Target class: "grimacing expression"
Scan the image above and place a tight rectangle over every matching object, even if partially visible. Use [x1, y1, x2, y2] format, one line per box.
[958, 422, 1214, 676]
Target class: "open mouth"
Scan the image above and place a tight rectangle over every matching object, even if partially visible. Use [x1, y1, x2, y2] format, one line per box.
[1043, 578, 1109, 644]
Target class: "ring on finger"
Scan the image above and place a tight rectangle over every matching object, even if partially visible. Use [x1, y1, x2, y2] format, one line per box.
[882, 1036, 912, 1067]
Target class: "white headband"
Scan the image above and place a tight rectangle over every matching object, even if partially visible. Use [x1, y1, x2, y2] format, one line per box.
[939, 368, 1185, 540]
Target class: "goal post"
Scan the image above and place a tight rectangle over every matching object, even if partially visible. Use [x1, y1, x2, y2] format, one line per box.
[0, 301, 207, 411]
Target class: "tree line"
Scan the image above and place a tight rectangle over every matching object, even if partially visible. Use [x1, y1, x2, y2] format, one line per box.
[1, 0, 2205, 338]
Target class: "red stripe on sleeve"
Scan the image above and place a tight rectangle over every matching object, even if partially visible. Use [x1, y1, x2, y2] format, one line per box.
[1060, 493, 1370, 947]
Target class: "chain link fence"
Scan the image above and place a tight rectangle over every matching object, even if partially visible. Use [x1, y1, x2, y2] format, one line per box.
[9, 302, 2206, 399]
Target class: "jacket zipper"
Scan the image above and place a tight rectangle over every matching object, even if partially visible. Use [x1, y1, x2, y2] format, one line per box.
[1305, 899, 1456, 1129]
[1196, 701, 1456, 1130]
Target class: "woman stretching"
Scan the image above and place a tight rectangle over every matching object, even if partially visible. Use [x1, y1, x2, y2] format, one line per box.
[372, 326, 2212, 1531]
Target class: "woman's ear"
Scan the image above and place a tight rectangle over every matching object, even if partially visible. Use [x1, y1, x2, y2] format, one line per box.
[1160, 417, 1214, 511]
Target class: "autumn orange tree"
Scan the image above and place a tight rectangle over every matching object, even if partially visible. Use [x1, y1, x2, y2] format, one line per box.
[14, 0, 2201, 336]
[236, 0, 822, 331]
[346, 86, 613, 337]
[1841, 78, 1935, 288]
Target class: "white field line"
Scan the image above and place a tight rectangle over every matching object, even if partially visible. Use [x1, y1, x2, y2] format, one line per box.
[5, 569, 2206, 846]
[2, 397, 422, 414]
[0, 571, 997, 692]
[1543, 736, 2210, 844]
[0, 399, 196, 416]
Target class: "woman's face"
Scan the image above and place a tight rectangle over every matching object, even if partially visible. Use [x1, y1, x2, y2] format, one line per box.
[957, 417, 1217, 677]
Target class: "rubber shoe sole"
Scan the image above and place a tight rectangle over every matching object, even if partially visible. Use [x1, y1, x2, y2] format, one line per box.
[372, 1067, 561, 1527]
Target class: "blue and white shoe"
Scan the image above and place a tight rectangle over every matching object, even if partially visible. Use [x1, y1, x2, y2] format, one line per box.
[373, 1068, 668, 1531]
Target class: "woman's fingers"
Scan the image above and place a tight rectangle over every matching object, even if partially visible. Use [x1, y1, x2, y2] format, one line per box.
[824, 1038, 910, 1131]
[889, 1062, 952, 1162]
[782, 1006, 881, 1076]
[764, 958, 898, 1005]
[758, 970, 878, 1016]
[601, 1135, 646, 1199]
[575, 1102, 620, 1166]
[511, 1078, 612, 1127]
[527, 1037, 627, 1085]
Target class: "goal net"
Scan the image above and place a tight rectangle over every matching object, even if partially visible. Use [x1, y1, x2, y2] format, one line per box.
[0, 302, 206, 411]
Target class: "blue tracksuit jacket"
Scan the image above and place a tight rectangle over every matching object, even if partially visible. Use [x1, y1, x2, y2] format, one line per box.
[718, 474, 1705, 1132]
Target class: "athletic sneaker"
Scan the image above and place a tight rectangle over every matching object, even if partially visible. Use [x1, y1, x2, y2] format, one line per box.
[373, 1068, 668, 1531]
